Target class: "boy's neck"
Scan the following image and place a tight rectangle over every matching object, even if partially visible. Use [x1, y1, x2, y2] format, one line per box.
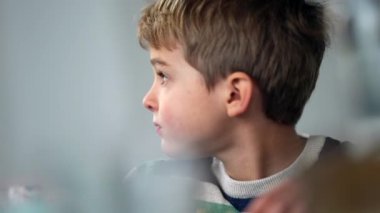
[215, 119, 306, 181]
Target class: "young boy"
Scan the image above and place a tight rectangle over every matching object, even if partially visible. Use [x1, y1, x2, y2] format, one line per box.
[127, 0, 339, 212]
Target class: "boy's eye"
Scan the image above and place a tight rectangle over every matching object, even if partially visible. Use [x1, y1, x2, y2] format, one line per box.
[156, 71, 169, 85]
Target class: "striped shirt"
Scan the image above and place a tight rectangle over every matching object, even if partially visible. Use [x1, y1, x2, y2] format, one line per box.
[125, 135, 343, 212]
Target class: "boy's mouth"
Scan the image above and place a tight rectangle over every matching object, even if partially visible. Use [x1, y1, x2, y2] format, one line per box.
[153, 122, 162, 135]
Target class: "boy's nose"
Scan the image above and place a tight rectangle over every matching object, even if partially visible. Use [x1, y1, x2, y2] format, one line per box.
[143, 88, 158, 112]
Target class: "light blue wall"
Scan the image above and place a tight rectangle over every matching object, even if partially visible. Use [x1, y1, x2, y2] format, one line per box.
[0, 0, 161, 212]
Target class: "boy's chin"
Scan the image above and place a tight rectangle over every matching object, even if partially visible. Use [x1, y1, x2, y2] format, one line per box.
[161, 139, 206, 159]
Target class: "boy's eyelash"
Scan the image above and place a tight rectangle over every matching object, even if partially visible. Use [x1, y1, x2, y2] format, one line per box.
[156, 71, 169, 84]
[157, 71, 165, 78]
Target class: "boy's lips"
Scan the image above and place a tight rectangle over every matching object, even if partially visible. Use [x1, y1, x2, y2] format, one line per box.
[153, 122, 162, 135]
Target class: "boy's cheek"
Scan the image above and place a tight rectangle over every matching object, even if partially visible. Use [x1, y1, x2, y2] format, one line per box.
[160, 107, 189, 135]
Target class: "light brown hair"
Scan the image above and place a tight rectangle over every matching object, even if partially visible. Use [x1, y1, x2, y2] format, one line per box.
[138, 0, 329, 125]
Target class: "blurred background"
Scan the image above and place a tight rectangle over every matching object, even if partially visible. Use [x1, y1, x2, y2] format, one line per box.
[0, 0, 379, 212]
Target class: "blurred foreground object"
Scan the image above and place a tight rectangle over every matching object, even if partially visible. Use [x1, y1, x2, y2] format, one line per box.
[305, 148, 380, 213]
[1, 185, 51, 213]
[247, 147, 380, 213]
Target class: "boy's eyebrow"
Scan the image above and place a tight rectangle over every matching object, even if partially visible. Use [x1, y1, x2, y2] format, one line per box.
[150, 58, 169, 67]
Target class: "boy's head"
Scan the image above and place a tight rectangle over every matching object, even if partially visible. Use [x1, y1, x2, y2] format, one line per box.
[139, 0, 329, 157]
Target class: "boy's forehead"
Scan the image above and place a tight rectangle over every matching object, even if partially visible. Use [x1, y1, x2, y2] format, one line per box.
[149, 46, 184, 67]
[150, 58, 168, 66]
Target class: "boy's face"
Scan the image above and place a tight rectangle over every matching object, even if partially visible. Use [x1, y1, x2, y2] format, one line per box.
[143, 45, 230, 158]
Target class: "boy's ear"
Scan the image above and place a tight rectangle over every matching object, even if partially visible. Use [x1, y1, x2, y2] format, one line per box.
[224, 72, 254, 117]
